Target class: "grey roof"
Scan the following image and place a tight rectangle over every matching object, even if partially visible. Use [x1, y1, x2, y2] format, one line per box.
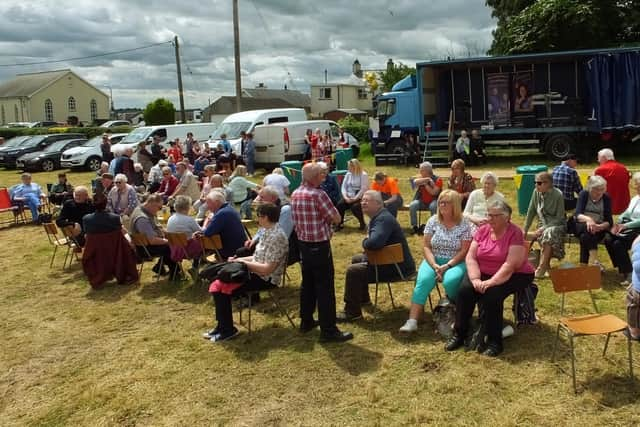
[0, 69, 71, 98]
[204, 96, 295, 116]
[243, 88, 310, 108]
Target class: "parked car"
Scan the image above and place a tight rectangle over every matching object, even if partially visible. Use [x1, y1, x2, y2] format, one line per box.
[17, 138, 87, 172]
[101, 120, 131, 128]
[0, 135, 33, 150]
[29, 121, 60, 128]
[1, 122, 33, 128]
[0, 133, 84, 168]
[61, 133, 128, 171]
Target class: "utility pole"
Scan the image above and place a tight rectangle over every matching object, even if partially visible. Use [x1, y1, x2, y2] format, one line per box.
[233, 0, 242, 112]
[174, 35, 186, 123]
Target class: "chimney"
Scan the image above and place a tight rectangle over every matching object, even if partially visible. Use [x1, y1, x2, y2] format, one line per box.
[352, 59, 362, 78]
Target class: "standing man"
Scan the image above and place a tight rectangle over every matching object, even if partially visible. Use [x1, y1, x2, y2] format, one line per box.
[594, 148, 630, 214]
[409, 162, 442, 234]
[100, 134, 113, 164]
[291, 163, 353, 342]
[552, 153, 583, 211]
[337, 190, 415, 321]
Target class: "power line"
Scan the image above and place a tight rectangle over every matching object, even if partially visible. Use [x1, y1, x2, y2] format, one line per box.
[0, 40, 173, 67]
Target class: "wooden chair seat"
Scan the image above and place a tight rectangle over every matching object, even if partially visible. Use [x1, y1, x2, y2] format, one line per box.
[560, 314, 627, 336]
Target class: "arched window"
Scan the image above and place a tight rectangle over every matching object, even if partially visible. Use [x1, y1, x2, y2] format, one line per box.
[68, 96, 76, 112]
[44, 99, 53, 121]
[1, 105, 5, 125]
[90, 99, 97, 122]
[14, 104, 19, 121]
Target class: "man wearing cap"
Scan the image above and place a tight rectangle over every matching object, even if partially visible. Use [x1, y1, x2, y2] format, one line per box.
[94, 173, 114, 200]
[552, 153, 583, 211]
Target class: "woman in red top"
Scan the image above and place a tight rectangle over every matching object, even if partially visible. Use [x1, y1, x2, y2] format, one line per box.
[167, 139, 184, 163]
[156, 166, 179, 204]
[445, 199, 534, 357]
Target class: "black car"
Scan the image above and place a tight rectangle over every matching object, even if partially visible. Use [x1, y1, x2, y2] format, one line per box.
[16, 138, 87, 172]
[0, 133, 84, 168]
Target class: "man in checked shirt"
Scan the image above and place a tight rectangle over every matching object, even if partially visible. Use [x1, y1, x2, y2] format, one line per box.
[291, 163, 354, 342]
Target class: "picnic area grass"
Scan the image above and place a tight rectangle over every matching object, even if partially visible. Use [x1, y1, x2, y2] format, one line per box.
[1, 148, 639, 426]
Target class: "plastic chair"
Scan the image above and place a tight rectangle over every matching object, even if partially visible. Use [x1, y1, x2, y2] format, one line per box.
[549, 265, 634, 393]
[364, 243, 417, 316]
[0, 188, 27, 226]
[43, 223, 77, 269]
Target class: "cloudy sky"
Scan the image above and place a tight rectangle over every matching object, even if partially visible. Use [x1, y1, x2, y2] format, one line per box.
[0, 0, 496, 109]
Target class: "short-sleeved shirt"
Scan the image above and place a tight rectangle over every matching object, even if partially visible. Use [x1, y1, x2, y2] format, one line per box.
[371, 178, 401, 196]
[424, 216, 473, 259]
[474, 222, 535, 275]
[253, 224, 288, 285]
[167, 212, 201, 238]
[417, 175, 443, 205]
[552, 163, 582, 201]
[263, 173, 291, 200]
[291, 183, 338, 242]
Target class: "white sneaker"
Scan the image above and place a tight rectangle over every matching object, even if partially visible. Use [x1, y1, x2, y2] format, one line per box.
[591, 260, 605, 273]
[534, 266, 548, 279]
[399, 319, 418, 333]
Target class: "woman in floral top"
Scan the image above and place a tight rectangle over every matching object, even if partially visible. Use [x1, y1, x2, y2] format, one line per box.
[447, 159, 475, 209]
[399, 190, 473, 333]
[206, 202, 288, 342]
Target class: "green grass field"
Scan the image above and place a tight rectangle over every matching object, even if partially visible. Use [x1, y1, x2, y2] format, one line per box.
[1, 148, 640, 426]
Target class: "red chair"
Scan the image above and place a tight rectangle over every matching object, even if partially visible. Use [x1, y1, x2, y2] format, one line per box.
[0, 188, 27, 226]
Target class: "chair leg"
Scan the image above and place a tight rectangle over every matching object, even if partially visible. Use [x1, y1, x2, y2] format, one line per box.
[552, 324, 562, 362]
[387, 282, 395, 308]
[628, 335, 635, 382]
[373, 282, 379, 317]
[603, 333, 611, 356]
[569, 333, 578, 394]
[428, 293, 434, 313]
[270, 290, 295, 329]
[154, 257, 164, 283]
[247, 293, 253, 334]
[50, 245, 58, 268]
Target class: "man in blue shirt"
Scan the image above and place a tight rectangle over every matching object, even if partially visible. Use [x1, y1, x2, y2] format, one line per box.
[552, 153, 583, 211]
[10, 173, 44, 222]
[203, 189, 246, 259]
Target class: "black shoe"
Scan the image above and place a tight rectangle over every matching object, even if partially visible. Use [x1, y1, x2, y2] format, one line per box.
[412, 226, 420, 235]
[202, 327, 220, 340]
[320, 330, 354, 342]
[482, 343, 503, 357]
[623, 328, 640, 342]
[359, 223, 366, 231]
[210, 327, 239, 343]
[362, 300, 372, 307]
[336, 311, 363, 323]
[299, 319, 319, 333]
[445, 334, 465, 351]
[152, 263, 169, 276]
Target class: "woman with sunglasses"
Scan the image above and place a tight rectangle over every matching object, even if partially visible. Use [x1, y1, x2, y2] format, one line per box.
[523, 171, 566, 278]
[399, 190, 472, 333]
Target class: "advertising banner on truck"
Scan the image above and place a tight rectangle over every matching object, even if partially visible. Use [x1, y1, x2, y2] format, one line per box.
[487, 73, 510, 125]
[513, 72, 534, 114]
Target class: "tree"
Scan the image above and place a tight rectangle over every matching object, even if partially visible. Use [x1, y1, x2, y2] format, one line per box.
[487, 0, 636, 55]
[143, 98, 176, 125]
[377, 61, 416, 93]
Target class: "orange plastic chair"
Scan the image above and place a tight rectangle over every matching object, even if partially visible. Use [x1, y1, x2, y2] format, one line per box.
[0, 188, 27, 226]
[549, 265, 634, 393]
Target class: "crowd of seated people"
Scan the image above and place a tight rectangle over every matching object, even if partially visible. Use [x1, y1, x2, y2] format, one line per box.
[12, 138, 640, 353]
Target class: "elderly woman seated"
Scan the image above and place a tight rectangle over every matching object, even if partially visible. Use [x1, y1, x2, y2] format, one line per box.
[573, 175, 612, 269]
[463, 171, 504, 228]
[445, 200, 534, 357]
[399, 190, 473, 333]
[166, 195, 203, 277]
[107, 173, 139, 217]
[204, 202, 289, 342]
[447, 159, 475, 208]
[523, 171, 566, 278]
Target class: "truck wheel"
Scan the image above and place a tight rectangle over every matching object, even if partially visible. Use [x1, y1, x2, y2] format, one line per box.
[41, 159, 55, 172]
[86, 156, 101, 171]
[545, 134, 574, 160]
[386, 139, 407, 156]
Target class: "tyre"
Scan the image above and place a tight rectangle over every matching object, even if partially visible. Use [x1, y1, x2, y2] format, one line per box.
[545, 134, 574, 160]
[41, 159, 55, 172]
[85, 156, 101, 171]
[386, 139, 407, 156]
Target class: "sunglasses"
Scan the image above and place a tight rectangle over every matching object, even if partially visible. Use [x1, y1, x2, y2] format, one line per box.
[535, 181, 546, 185]
[115, 181, 124, 184]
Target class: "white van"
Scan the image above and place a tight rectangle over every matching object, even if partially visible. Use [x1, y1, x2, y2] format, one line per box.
[208, 108, 307, 154]
[254, 120, 359, 167]
[114, 123, 217, 152]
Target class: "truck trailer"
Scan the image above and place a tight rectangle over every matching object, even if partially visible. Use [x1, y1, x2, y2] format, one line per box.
[374, 47, 640, 165]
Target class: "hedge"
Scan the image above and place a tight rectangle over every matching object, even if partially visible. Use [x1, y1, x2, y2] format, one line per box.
[337, 116, 369, 143]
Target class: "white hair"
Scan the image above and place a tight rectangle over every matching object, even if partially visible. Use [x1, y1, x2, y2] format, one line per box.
[419, 161, 433, 171]
[115, 173, 127, 183]
[586, 175, 607, 191]
[598, 148, 615, 161]
[206, 189, 227, 203]
[480, 171, 498, 185]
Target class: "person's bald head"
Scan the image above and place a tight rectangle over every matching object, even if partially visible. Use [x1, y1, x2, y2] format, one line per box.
[302, 163, 323, 187]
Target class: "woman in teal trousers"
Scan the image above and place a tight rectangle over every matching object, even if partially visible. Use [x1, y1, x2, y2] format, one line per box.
[399, 189, 473, 333]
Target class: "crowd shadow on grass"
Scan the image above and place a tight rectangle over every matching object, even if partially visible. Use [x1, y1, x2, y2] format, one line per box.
[84, 281, 138, 302]
[226, 326, 383, 375]
[582, 373, 639, 405]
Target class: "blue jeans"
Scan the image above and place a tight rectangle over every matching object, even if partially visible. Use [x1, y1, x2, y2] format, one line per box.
[409, 199, 436, 227]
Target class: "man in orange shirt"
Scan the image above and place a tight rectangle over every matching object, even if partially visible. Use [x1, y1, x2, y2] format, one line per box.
[371, 171, 403, 218]
[594, 148, 630, 215]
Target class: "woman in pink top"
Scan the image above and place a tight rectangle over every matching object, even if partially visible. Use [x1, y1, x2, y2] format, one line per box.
[445, 200, 534, 357]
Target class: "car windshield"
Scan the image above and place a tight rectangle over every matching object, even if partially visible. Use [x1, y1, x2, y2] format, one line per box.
[82, 135, 103, 147]
[121, 128, 149, 143]
[44, 140, 75, 152]
[211, 122, 251, 139]
[22, 135, 46, 148]
[3, 136, 32, 148]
